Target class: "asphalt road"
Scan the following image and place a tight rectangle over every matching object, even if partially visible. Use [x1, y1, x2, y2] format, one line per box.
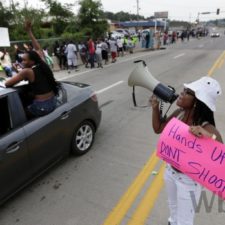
[1, 36, 225, 225]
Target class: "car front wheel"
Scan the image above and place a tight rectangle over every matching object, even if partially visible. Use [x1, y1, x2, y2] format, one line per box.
[71, 121, 95, 155]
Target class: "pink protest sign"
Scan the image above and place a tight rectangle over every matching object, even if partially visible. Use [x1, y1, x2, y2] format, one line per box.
[157, 118, 225, 200]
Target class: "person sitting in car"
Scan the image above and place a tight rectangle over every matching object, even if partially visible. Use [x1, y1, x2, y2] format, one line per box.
[5, 20, 59, 117]
[5, 50, 60, 117]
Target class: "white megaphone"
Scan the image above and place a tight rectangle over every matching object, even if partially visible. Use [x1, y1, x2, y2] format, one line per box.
[128, 60, 178, 104]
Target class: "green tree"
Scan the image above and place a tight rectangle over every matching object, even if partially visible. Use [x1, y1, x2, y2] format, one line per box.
[169, 20, 191, 29]
[1, 1, 47, 41]
[41, 0, 75, 35]
[77, 0, 108, 39]
[0, 2, 14, 27]
[104, 11, 145, 21]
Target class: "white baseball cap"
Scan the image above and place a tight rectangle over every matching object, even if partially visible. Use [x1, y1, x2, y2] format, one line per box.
[183, 76, 222, 112]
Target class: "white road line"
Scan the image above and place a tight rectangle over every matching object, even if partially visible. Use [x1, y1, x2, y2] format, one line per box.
[96, 81, 124, 94]
[57, 50, 163, 81]
[174, 53, 185, 59]
[198, 44, 204, 48]
[58, 69, 98, 81]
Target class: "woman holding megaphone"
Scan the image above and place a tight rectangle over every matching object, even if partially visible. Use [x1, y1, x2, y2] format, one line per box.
[150, 77, 223, 225]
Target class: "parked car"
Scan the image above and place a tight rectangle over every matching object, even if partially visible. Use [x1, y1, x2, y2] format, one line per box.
[0, 81, 101, 204]
[116, 29, 130, 36]
[128, 29, 137, 37]
[110, 31, 124, 39]
[211, 32, 220, 38]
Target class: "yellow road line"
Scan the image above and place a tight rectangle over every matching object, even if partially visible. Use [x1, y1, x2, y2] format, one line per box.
[217, 51, 225, 69]
[208, 50, 225, 76]
[102, 152, 159, 225]
[217, 59, 224, 69]
[127, 164, 166, 225]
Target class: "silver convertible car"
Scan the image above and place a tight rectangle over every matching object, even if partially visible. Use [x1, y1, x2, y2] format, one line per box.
[0, 81, 101, 204]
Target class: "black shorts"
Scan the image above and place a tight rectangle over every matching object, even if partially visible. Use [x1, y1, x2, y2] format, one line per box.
[102, 50, 108, 60]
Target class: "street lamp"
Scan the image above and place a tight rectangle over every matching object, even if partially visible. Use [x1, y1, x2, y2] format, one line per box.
[136, 0, 140, 21]
[196, 11, 211, 23]
[197, 9, 222, 22]
[201, 12, 211, 15]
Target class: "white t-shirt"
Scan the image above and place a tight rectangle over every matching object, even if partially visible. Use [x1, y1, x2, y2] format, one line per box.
[65, 44, 77, 58]
[101, 42, 108, 51]
[109, 40, 117, 52]
[96, 43, 102, 54]
[117, 39, 123, 48]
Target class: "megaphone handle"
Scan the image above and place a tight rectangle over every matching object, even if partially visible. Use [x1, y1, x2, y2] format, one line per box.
[159, 101, 174, 123]
[132, 86, 137, 107]
[159, 101, 165, 122]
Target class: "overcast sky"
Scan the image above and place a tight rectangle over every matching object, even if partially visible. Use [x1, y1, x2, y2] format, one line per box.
[5, 0, 225, 22]
[102, 0, 225, 21]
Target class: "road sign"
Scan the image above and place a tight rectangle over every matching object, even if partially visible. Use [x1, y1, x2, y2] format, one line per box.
[154, 11, 168, 19]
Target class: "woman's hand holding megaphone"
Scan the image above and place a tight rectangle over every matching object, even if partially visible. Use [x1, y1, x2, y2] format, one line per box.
[149, 95, 159, 109]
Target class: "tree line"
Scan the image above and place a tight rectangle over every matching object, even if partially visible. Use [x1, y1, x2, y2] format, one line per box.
[1, 0, 205, 42]
[0, 0, 108, 41]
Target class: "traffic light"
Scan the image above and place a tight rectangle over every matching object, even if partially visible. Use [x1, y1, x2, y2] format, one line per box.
[216, 8, 220, 15]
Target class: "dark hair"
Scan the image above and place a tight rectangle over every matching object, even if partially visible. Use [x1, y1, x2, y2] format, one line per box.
[26, 51, 60, 95]
[192, 99, 215, 126]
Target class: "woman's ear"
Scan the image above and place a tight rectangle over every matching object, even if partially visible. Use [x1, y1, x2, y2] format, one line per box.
[193, 99, 197, 108]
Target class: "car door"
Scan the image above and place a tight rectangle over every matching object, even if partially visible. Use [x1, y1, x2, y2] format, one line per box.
[0, 96, 31, 202]
[24, 100, 72, 175]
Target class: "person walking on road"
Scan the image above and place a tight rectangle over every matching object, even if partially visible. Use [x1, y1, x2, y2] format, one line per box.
[78, 42, 88, 68]
[101, 39, 109, 65]
[109, 38, 117, 63]
[171, 31, 176, 44]
[150, 76, 223, 225]
[65, 41, 78, 73]
[88, 38, 95, 69]
[53, 41, 61, 68]
[163, 32, 168, 45]
[59, 42, 67, 70]
[117, 37, 124, 57]
[187, 30, 190, 41]
[95, 40, 103, 68]
[127, 37, 134, 54]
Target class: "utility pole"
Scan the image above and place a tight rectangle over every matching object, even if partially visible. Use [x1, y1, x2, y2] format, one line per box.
[9, 0, 15, 10]
[136, 0, 140, 21]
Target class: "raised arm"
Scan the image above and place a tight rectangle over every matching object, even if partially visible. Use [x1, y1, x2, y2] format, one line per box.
[24, 20, 43, 58]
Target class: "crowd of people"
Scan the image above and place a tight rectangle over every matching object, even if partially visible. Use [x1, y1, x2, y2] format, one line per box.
[0, 27, 207, 78]
[52, 35, 138, 72]
[0, 35, 139, 77]
[162, 28, 208, 45]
